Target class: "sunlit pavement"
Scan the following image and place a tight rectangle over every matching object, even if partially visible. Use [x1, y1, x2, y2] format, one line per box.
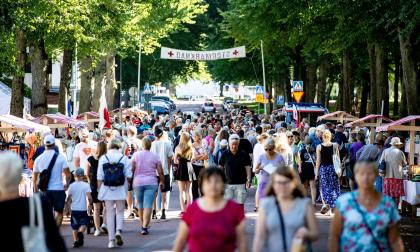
[61, 183, 334, 252]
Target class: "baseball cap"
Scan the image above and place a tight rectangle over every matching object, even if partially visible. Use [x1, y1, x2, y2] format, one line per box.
[75, 168, 85, 177]
[43, 135, 55, 146]
[229, 134, 240, 142]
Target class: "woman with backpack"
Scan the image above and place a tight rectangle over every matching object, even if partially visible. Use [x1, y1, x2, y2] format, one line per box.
[97, 139, 132, 249]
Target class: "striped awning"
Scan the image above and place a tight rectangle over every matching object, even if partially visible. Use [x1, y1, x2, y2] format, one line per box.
[345, 115, 394, 128]
[376, 115, 420, 132]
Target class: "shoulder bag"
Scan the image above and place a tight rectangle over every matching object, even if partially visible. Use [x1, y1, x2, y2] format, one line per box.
[274, 198, 288, 252]
[332, 144, 342, 177]
[352, 194, 383, 252]
[21, 194, 49, 252]
[38, 151, 59, 192]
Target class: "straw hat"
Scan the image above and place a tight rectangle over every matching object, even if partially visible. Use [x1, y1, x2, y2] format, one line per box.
[390, 137, 403, 146]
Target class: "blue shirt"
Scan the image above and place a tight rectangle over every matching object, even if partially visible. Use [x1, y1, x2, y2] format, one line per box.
[310, 133, 322, 150]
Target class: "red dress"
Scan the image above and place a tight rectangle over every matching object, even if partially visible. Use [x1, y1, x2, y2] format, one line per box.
[182, 199, 245, 252]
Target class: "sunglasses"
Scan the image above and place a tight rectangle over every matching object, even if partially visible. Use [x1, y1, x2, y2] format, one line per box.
[288, 136, 293, 138]
[265, 148, 274, 151]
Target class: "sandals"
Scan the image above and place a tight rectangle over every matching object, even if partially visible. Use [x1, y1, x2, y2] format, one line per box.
[320, 205, 330, 214]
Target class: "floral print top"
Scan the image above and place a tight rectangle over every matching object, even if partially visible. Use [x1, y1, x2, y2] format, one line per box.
[336, 190, 400, 252]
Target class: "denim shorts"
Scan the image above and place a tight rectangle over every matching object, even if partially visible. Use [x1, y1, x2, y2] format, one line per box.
[224, 184, 247, 204]
[71, 210, 89, 230]
[133, 185, 158, 209]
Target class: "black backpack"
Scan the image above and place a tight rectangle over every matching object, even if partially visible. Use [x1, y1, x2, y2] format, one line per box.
[103, 155, 125, 187]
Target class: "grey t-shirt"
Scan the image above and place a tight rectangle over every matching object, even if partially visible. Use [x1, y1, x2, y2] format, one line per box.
[261, 196, 309, 252]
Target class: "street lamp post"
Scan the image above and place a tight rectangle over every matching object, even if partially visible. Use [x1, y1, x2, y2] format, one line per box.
[137, 33, 142, 107]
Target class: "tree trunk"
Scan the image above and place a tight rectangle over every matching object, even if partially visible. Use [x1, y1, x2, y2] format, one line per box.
[342, 51, 353, 113]
[317, 58, 329, 106]
[105, 54, 116, 109]
[399, 65, 408, 117]
[30, 39, 49, 117]
[92, 57, 107, 112]
[306, 64, 317, 103]
[375, 44, 389, 117]
[11, 29, 25, 117]
[359, 72, 370, 117]
[398, 28, 419, 115]
[325, 81, 334, 109]
[58, 49, 73, 114]
[219, 83, 224, 97]
[367, 42, 377, 114]
[393, 55, 400, 116]
[78, 57, 93, 113]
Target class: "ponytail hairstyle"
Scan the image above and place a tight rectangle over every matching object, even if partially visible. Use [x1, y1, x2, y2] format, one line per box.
[265, 165, 306, 198]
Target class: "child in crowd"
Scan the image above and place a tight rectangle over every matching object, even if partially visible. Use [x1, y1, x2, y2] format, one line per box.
[65, 168, 93, 248]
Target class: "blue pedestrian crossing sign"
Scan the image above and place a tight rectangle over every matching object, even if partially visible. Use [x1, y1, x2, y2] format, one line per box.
[255, 85, 264, 94]
[292, 81, 303, 92]
[144, 83, 153, 94]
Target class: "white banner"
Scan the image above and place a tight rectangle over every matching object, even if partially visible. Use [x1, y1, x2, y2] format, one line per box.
[160, 46, 246, 61]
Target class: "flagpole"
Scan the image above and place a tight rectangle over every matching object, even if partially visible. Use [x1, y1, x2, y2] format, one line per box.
[137, 33, 142, 108]
[260, 40, 267, 115]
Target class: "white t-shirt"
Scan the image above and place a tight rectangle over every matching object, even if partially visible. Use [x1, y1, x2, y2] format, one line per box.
[34, 149, 69, 190]
[68, 181, 91, 211]
[150, 140, 173, 175]
[73, 142, 91, 171]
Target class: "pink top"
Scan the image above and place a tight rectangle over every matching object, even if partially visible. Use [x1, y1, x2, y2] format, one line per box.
[132, 150, 161, 187]
[182, 200, 245, 252]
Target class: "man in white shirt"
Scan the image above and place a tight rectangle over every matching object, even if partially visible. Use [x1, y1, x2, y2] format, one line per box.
[33, 134, 71, 226]
[151, 127, 173, 219]
[73, 129, 91, 171]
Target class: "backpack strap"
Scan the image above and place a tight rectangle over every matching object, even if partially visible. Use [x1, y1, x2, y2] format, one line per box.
[117, 155, 124, 164]
[104, 154, 110, 163]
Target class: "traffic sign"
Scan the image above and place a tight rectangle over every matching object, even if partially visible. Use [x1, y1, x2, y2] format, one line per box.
[292, 91, 304, 103]
[144, 83, 153, 94]
[292, 81, 303, 92]
[277, 95, 284, 106]
[256, 94, 264, 103]
[255, 85, 264, 94]
[129, 87, 138, 97]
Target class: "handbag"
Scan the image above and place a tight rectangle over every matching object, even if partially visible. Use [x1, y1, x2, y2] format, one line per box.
[187, 162, 197, 181]
[38, 151, 58, 192]
[21, 194, 49, 252]
[332, 144, 342, 177]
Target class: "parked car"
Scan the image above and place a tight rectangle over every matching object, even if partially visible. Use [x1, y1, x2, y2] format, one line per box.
[202, 101, 216, 113]
[223, 100, 234, 111]
[151, 96, 176, 110]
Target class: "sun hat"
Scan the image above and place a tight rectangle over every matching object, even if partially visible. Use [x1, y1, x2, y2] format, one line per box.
[390, 137, 404, 146]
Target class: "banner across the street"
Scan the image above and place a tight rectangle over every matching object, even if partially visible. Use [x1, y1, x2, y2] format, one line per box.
[160, 46, 246, 61]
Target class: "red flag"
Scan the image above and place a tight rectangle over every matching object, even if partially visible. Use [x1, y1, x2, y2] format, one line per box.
[99, 89, 111, 129]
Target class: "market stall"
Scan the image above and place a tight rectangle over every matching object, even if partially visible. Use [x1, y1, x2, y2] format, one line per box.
[0, 115, 51, 197]
[377, 115, 420, 217]
[377, 115, 420, 165]
[33, 113, 87, 129]
[345, 114, 394, 143]
[110, 107, 148, 117]
[317, 111, 358, 124]
[77, 112, 100, 129]
[0, 114, 50, 133]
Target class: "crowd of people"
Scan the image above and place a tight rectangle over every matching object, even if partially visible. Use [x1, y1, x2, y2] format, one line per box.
[0, 107, 409, 251]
